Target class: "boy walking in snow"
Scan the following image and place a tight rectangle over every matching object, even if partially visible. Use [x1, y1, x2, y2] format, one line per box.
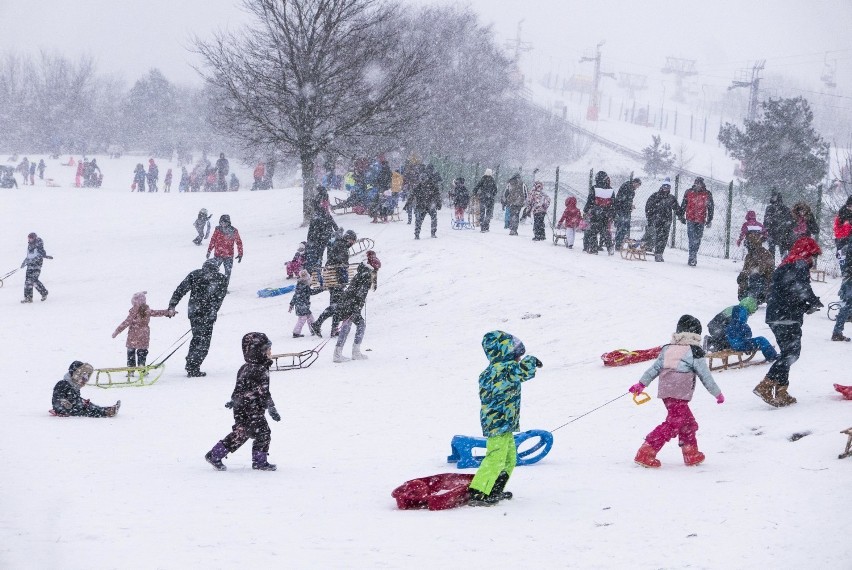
[630, 315, 724, 468]
[205, 332, 280, 471]
[468, 331, 542, 506]
[290, 270, 322, 338]
[193, 208, 212, 246]
[21, 232, 51, 303]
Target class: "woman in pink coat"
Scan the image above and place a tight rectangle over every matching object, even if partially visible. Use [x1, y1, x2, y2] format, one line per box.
[112, 291, 172, 370]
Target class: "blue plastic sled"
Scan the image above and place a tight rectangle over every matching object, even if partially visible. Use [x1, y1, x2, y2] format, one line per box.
[447, 429, 554, 469]
[257, 285, 296, 298]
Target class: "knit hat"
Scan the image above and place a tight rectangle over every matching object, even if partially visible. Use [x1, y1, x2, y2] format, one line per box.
[131, 291, 147, 306]
[661, 177, 672, 188]
[484, 169, 493, 177]
[595, 171, 609, 187]
[675, 314, 702, 335]
[366, 250, 381, 271]
[219, 214, 231, 225]
[28, 232, 37, 239]
[68, 360, 85, 374]
[739, 296, 758, 315]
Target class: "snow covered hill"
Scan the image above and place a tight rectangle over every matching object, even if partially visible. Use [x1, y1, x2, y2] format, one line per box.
[1, 158, 851, 568]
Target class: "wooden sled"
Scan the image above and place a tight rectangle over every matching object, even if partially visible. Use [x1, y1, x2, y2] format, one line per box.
[620, 239, 648, 261]
[349, 237, 374, 256]
[810, 269, 827, 283]
[838, 428, 852, 459]
[310, 263, 359, 291]
[270, 339, 330, 372]
[548, 218, 567, 246]
[706, 349, 764, 372]
[94, 364, 164, 388]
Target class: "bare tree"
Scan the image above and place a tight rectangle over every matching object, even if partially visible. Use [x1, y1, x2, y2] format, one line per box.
[194, 0, 432, 224]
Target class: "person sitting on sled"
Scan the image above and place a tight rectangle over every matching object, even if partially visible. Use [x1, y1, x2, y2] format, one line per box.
[630, 315, 724, 468]
[705, 297, 758, 352]
[205, 332, 280, 471]
[468, 331, 542, 506]
[52, 361, 120, 417]
[286, 241, 307, 279]
[725, 303, 778, 361]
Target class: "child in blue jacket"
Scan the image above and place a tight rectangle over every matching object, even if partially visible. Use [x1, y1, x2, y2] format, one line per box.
[726, 304, 778, 360]
[468, 331, 542, 506]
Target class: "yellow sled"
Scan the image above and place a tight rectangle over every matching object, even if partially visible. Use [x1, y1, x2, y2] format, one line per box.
[94, 364, 165, 388]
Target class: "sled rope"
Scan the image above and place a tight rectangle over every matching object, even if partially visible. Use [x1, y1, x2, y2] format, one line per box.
[150, 329, 192, 367]
[550, 392, 629, 433]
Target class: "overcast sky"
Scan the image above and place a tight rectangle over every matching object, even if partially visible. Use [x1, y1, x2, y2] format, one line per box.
[2, 0, 850, 96]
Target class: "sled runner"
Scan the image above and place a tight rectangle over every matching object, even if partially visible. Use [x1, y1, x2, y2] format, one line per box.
[348, 237, 374, 256]
[392, 473, 475, 510]
[94, 331, 191, 388]
[270, 339, 330, 372]
[706, 348, 764, 372]
[257, 284, 296, 298]
[0, 268, 20, 288]
[810, 268, 827, 283]
[601, 346, 662, 367]
[827, 302, 852, 322]
[332, 196, 353, 215]
[620, 239, 648, 261]
[447, 429, 554, 469]
[838, 428, 852, 459]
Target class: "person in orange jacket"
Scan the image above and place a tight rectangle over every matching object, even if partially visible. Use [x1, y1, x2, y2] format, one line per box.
[207, 214, 244, 291]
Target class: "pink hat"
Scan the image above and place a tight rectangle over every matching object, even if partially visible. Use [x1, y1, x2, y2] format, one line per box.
[131, 291, 147, 306]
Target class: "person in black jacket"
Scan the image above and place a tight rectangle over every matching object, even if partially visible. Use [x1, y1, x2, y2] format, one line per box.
[407, 164, 443, 239]
[473, 169, 498, 232]
[613, 178, 641, 250]
[643, 179, 681, 262]
[763, 190, 793, 260]
[333, 251, 381, 362]
[21, 232, 52, 303]
[205, 332, 280, 471]
[311, 229, 357, 337]
[52, 361, 120, 417]
[753, 236, 823, 407]
[215, 153, 230, 192]
[167, 259, 228, 377]
[304, 186, 339, 273]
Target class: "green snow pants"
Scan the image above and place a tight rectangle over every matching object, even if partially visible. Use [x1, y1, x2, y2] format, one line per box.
[469, 432, 517, 494]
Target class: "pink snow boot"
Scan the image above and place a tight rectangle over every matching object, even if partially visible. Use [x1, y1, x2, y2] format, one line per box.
[681, 445, 706, 466]
[634, 442, 661, 468]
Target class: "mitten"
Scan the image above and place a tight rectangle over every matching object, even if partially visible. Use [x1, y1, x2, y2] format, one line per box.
[706, 222, 712, 229]
[224, 400, 234, 409]
[20, 261, 26, 268]
[533, 357, 543, 368]
[628, 382, 645, 394]
[288, 306, 293, 313]
[269, 406, 281, 422]
[716, 393, 725, 404]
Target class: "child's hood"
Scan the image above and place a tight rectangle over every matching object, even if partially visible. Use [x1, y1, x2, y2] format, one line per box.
[482, 330, 525, 364]
[242, 332, 272, 364]
[131, 291, 147, 307]
[745, 210, 758, 223]
[564, 196, 577, 209]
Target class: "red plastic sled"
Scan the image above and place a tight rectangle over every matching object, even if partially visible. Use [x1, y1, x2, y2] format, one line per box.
[392, 473, 474, 510]
[601, 346, 662, 367]
[834, 384, 852, 400]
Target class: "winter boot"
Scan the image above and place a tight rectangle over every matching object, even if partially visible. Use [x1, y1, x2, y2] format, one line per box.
[105, 400, 121, 417]
[186, 369, 207, 378]
[20, 297, 32, 303]
[205, 441, 229, 471]
[293, 333, 304, 338]
[41, 292, 48, 301]
[352, 343, 368, 360]
[252, 451, 277, 471]
[773, 385, 797, 407]
[832, 333, 851, 342]
[333, 345, 350, 363]
[634, 442, 661, 468]
[309, 322, 322, 337]
[752, 377, 777, 406]
[681, 444, 705, 466]
[654, 254, 664, 262]
[488, 471, 513, 501]
[467, 488, 499, 507]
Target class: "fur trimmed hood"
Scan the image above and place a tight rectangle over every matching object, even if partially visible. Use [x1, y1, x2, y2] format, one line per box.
[671, 332, 702, 347]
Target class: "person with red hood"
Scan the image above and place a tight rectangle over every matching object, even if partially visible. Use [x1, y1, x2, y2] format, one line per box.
[736, 210, 765, 248]
[557, 196, 583, 248]
[207, 214, 244, 291]
[753, 236, 823, 407]
[833, 196, 852, 271]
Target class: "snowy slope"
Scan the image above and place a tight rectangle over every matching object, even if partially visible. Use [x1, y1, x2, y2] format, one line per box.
[1, 156, 851, 569]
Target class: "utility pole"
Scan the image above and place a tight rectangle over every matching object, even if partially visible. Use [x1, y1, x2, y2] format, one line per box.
[728, 60, 765, 122]
[504, 19, 532, 85]
[579, 41, 615, 121]
[661, 57, 698, 102]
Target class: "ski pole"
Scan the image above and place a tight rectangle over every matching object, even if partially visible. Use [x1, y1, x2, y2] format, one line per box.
[550, 390, 650, 433]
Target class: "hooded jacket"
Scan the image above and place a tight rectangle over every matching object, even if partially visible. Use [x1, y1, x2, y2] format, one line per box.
[334, 262, 375, 320]
[680, 182, 714, 224]
[473, 175, 498, 204]
[477, 331, 539, 437]
[763, 192, 794, 246]
[230, 332, 276, 424]
[736, 211, 765, 246]
[22, 236, 48, 269]
[558, 197, 583, 229]
[112, 292, 170, 349]
[168, 259, 228, 322]
[289, 273, 321, 316]
[526, 183, 551, 215]
[638, 332, 721, 401]
[207, 216, 244, 258]
[645, 188, 680, 225]
[766, 237, 822, 325]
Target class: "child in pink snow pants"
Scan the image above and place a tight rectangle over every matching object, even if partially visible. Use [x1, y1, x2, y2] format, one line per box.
[629, 315, 724, 468]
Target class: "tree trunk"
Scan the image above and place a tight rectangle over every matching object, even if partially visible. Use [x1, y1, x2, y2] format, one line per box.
[301, 153, 317, 227]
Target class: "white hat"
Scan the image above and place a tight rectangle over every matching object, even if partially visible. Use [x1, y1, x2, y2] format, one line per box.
[661, 177, 671, 187]
[484, 169, 493, 177]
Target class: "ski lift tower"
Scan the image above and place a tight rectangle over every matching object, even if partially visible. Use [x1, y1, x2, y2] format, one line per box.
[728, 60, 765, 122]
[579, 41, 615, 121]
[661, 57, 698, 102]
[504, 20, 532, 86]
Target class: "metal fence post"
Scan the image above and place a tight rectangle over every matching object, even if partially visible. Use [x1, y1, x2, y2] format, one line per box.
[815, 183, 824, 239]
[725, 181, 734, 259]
[671, 174, 680, 248]
[553, 166, 560, 227]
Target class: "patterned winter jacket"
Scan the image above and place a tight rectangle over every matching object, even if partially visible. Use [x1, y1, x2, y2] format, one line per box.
[637, 332, 721, 401]
[113, 305, 170, 349]
[477, 331, 539, 437]
[526, 185, 551, 215]
[230, 332, 276, 426]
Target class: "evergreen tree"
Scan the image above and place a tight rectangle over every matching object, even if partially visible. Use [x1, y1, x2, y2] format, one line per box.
[718, 96, 829, 200]
[642, 135, 676, 177]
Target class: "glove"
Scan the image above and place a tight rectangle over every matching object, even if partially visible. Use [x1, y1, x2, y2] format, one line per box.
[237, 255, 242, 263]
[167, 308, 177, 317]
[20, 261, 26, 268]
[716, 393, 725, 404]
[628, 382, 645, 394]
[206, 251, 211, 259]
[706, 222, 712, 229]
[111, 332, 117, 339]
[224, 400, 234, 409]
[269, 406, 281, 422]
[533, 357, 543, 368]
[288, 306, 293, 313]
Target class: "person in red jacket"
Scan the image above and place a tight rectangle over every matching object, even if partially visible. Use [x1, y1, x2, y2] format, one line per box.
[207, 214, 244, 291]
[678, 177, 714, 267]
[557, 196, 583, 248]
[833, 196, 852, 271]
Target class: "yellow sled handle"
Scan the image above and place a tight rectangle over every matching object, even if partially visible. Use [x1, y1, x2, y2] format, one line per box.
[632, 391, 651, 405]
